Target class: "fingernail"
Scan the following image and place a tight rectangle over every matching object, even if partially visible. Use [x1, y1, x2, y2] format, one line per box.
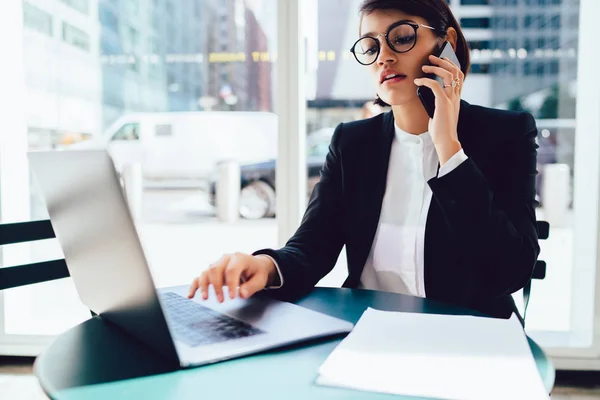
[241, 287, 248, 298]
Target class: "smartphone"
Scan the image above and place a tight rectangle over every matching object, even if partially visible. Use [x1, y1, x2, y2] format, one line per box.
[417, 41, 462, 119]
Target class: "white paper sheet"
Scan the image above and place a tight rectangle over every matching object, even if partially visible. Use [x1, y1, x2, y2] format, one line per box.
[317, 308, 549, 399]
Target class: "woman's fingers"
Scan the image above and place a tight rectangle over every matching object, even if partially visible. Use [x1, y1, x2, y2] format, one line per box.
[188, 270, 210, 300]
[414, 77, 447, 101]
[188, 253, 273, 302]
[208, 259, 227, 303]
[187, 276, 200, 298]
[239, 271, 268, 299]
[429, 55, 461, 78]
[422, 65, 454, 84]
[224, 254, 245, 299]
[188, 254, 230, 301]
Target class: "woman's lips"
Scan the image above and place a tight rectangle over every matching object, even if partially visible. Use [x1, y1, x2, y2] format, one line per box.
[382, 76, 406, 86]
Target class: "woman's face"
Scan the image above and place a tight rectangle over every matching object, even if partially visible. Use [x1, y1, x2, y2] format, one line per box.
[359, 9, 442, 107]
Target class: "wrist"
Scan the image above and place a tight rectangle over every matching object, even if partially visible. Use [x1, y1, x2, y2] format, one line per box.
[255, 255, 280, 287]
[435, 139, 462, 166]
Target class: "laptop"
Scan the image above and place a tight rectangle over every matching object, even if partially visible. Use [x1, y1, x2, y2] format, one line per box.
[28, 150, 354, 368]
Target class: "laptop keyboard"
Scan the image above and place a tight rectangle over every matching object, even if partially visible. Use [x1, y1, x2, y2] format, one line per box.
[159, 292, 265, 347]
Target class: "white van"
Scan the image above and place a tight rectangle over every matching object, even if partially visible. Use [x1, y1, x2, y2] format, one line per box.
[69, 111, 278, 181]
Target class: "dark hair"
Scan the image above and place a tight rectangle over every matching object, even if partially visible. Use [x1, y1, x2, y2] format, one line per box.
[359, 0, 471, 107]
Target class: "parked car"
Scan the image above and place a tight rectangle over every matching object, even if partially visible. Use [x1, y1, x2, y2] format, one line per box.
[66, 111, 278, 181]
[209, 128, 334, 219]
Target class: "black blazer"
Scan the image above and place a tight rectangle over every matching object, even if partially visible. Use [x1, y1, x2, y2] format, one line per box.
[255, 100, 540, 320]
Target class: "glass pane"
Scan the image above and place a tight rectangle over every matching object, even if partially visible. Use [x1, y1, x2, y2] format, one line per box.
[484, 1, 579, 340]
[306, 0, 584, 341]
[3, 0, 277, 337]
[306, 0, 385, 288]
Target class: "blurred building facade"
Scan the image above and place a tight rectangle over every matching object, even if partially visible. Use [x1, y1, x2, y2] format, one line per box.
[22, 0, 275, 142]
[21, 0, 578, 142]
[314, 0, 579, 115]
[454, 0, 578, 117]
[22, 0, 102, 145]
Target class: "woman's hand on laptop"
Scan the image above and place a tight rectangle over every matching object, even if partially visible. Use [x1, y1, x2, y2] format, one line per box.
[187, 253, 279, 303]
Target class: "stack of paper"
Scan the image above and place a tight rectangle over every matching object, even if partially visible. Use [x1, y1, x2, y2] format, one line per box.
[317, 308, 549, 399]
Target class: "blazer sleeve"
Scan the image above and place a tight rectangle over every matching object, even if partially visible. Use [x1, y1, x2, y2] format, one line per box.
[252, 123, 346, 301]
[427, 112, 540, 298]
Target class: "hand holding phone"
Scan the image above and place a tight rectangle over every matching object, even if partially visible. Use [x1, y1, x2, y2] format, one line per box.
[417, 41, 462, 119]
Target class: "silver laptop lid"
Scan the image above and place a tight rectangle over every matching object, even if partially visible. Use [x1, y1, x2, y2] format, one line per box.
[28, 150, 179, 365]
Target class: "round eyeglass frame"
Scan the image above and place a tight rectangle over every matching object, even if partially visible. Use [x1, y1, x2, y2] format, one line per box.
[350, 21, 439, 66]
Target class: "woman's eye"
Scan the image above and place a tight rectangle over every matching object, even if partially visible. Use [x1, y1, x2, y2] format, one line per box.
[365, 46, 378, 55]
[394, 35, 415, 45]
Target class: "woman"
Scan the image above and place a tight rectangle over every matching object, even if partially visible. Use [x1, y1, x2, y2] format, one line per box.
[188, 0, 540, 321]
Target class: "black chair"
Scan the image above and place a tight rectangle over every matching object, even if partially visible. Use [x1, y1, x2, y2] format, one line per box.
[523, 220, 550, 321]
[0, 220, 70, 291]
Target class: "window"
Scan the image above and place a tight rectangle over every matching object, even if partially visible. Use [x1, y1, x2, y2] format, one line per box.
[62, 22, 90, 51]
[127, 57, 139, 72]
[469, 40, 491, 50]
[470, 63, 491, 74]
[111, 123, 140, 141]
[60, 0, 89, 15]
[492, 38, 517, 51]
[525, 0, 562, 4]
[2, 0, 278, 349]
[155, 124, 172, 137]
[493, 16, 518, 30]
[461, 17, 491, 29]
[524, 37, 551, 51]
[99, 7, 119, 32]
[23, 3, 53, 37]
[124, 26, 139, 53]
[524, 14, 557, 29]
[126, 0, 139, 16]
[501, 61, 517, 75]
[149, 37, 159, 53]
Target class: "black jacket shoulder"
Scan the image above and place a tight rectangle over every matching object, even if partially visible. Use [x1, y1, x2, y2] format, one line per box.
[331, 101, 537, 151]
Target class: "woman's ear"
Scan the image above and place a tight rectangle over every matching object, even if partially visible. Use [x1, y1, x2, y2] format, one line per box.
[446, 27, 458, 52]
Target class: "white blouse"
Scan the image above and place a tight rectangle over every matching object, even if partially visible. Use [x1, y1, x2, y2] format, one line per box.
[358, 123, 467, 297]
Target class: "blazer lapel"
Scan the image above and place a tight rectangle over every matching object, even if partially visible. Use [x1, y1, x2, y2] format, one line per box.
[345, 111, 395, 286]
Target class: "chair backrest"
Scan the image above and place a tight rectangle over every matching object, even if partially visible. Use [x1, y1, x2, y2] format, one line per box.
[523, 220, 550, 321]
[0, 220, 69, 291]
[532, 221, 549, 280]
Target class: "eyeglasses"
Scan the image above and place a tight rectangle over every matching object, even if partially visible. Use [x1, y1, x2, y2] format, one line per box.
[350, 21, 438, 66]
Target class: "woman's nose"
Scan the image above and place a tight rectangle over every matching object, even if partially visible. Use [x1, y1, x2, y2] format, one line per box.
[377, 40, 397, 66]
